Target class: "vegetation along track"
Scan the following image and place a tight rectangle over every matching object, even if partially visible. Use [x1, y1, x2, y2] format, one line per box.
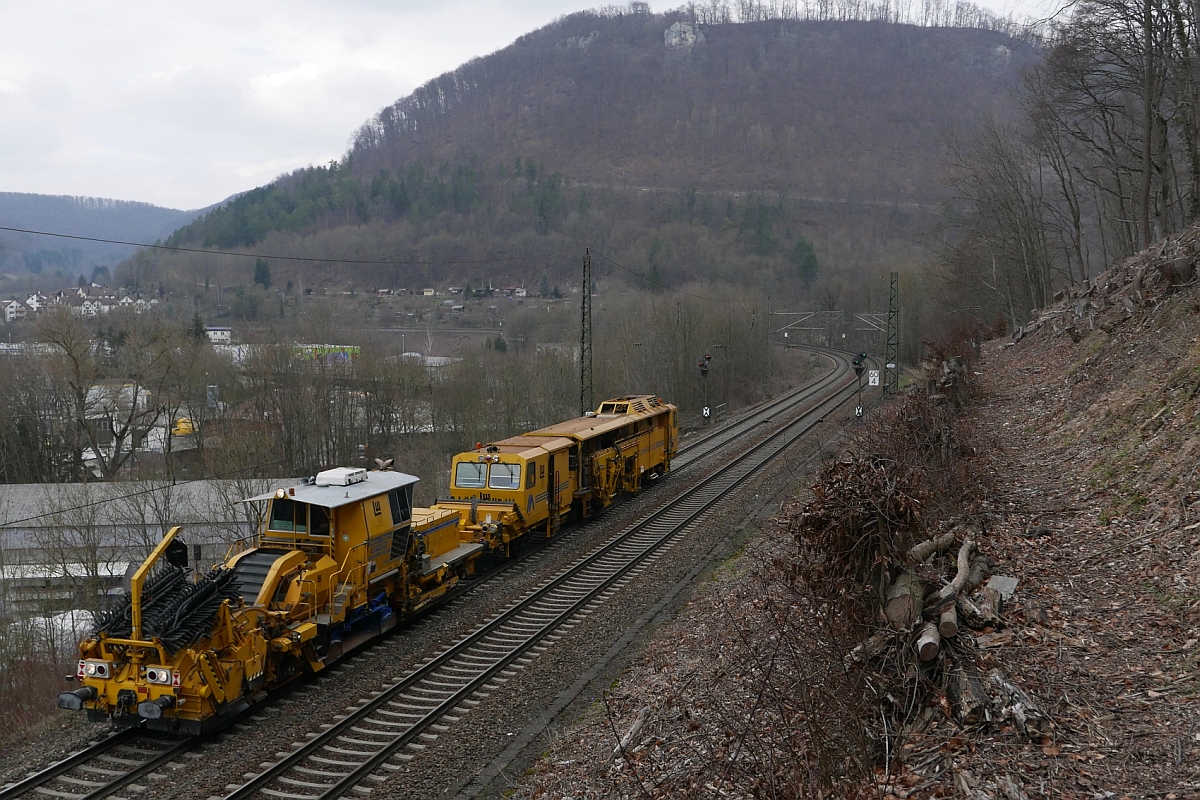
[217, 350, 857, 800]
[0, 347, 854, 800]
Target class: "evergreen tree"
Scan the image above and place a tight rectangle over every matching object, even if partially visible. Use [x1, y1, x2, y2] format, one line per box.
[789, 237, 819, 285]
[647, 238, 665, 292]
[254, 257, 272, 289]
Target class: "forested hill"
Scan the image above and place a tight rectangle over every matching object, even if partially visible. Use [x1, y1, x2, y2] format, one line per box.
[161, 10, 1035, 311]
[0, 193, 200, 281]
[350, 14, 1035, 204]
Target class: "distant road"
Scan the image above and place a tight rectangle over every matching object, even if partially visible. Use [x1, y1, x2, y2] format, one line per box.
[571, 180, 936, 210]
[360, 327, 505, 335]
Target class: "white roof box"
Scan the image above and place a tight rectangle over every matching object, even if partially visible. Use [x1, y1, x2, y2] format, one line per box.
[315, 467, 368, 487]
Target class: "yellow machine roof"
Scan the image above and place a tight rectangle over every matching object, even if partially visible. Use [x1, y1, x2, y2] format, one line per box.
[462, 436, 574, 458]
[239, 471, 417, 508]
[528, 395, 668, 441]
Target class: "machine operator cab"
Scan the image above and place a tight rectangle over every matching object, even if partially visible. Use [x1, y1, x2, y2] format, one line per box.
[237, 467, 417, 611]
[445, 435, 574, 553]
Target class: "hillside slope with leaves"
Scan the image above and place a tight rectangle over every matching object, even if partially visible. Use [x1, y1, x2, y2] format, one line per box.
[514, 226, 1200, 798]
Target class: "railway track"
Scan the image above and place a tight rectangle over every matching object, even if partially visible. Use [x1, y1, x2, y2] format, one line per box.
[674, 345, 843, 469]
[0, 350, 858, 800]
[217, 351, 857, 800]
[0, 727, 195, 800]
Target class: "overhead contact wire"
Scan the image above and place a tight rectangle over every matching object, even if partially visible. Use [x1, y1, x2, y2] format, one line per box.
[0, 225, 532, 266]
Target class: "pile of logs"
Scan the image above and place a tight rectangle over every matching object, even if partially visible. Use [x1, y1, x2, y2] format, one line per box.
[846, 534, 994, 665]
[845, 532, 1046, 736]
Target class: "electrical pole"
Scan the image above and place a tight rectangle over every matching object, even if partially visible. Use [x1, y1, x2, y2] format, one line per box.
[885, 271, 900, 395]
[580, 249, 593, 415]
[765, 295, 772, 399]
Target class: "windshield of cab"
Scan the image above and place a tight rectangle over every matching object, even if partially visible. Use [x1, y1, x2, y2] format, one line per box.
[488, 463, 521, 490]
[454, 462, 486, 488]
[453, 460, 523, 490]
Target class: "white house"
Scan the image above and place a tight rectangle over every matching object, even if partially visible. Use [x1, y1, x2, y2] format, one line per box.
[71, 298, 104, 318]
[205, 326, 232, 344]
[24, 293, 47, 313]
[2, 299, 28, 323]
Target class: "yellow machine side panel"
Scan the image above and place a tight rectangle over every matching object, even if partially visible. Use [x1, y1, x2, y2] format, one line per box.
[415, 511, 464, 561]
[365, 495, 395, 579]
[364, 495, 392, 537]
[333, 505, 368, 554]
[332, 505, 370, 607]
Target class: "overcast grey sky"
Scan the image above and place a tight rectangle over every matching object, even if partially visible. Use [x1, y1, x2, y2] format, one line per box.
[1, 0, 1054, 211]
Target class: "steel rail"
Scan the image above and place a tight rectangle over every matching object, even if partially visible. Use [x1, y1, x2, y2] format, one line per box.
[0, 728, 196, 800]
[674, 346, 837, 466]
[0, 729, 139, 798]
[220, 352, 856, 800]
[3, 349, 856, 800]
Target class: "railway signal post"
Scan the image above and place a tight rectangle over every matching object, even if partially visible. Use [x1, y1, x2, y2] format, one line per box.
[852, 353, 866, 418]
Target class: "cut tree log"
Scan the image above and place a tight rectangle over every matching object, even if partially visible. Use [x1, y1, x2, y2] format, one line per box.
[977, 587, 1003, 624]
[924, 539, 975, 615]
[947, 666, 990, 725]
[907, 532, 956, 564]
[956, 593, 987, 629]
[845, 629, 895, 667]
[916, 621, 941, 661]
[938, 606, 959, 638]
[885, 572, 925, 629]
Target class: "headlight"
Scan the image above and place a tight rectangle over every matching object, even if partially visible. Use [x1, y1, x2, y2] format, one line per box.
[83, 660, 110, 678]
[145, 667, 174, 685]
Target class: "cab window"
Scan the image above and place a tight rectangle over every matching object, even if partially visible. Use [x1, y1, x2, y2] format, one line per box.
[488, 463, 521, 490]
[455, 462, 486, 488]
[526, 463, 536, 489]
[310, 506, 331, 537]
[388, 487, 412, 524]
[269, 499, 307, 533]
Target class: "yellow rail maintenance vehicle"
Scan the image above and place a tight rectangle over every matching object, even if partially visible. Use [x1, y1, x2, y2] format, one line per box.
[438, 395, 678, 556]
[59, 467, 480, 734]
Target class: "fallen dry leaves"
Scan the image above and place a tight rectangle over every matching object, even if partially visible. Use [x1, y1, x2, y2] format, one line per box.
[515, 234, 1200, 799]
